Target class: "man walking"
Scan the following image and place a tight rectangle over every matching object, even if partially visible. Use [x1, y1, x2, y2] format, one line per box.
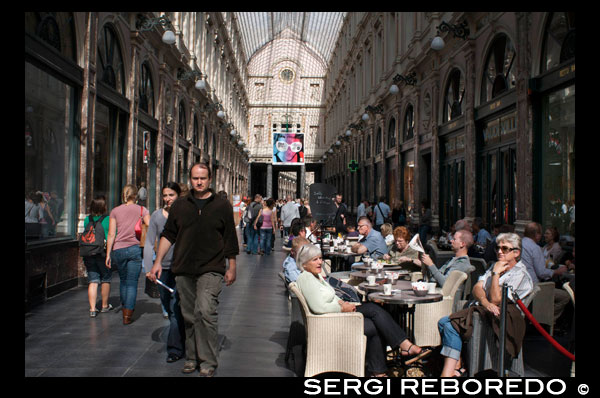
[246, 194, 263, 255]
[280, 195, 300, 237]
[149, 163, 238, 377]
[373, 196, 391, 232]
[333, 193, 348, 235]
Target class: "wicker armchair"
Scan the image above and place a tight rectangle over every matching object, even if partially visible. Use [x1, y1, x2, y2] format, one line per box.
[531, 281, 556, 336]
[288, 282, 367, 377]
[413, 270, 468, 347]
[464, 284, 540, 377]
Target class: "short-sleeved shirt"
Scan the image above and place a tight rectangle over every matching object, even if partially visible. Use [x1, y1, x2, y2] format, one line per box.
[359, 229, 388, 258]
[477, 260, 533, 303]
[109, 204, 149, 251]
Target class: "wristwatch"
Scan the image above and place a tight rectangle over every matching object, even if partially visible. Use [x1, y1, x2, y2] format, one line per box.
[492, 271, 499, 276]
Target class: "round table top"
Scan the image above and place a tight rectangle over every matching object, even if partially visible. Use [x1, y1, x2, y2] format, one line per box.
[368, 290, 443, 305]
[322, 250, 356, 258]
[359, 279, 413, 292]
[352, 264, 403, 271]
[350, 269, 410, 280]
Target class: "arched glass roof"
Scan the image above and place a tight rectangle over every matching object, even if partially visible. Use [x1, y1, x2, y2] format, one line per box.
[234, 12, 347, 65]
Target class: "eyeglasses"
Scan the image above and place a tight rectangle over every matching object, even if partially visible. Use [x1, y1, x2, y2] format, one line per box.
[497, 245, 518, 254]
[275, 141, 303, 153]
[357, 224, 368, 229]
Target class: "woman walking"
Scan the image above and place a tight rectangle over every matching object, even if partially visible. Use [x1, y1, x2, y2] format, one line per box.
[144, 182, 185, 362]
[106, 184, 150, 325]
[255, 198, 277, 255]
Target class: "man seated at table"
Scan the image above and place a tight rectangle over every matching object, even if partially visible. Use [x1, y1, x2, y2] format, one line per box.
[284, 218, 306, 249]
[345, 220, 359, 238]
[351, 217, 388, 259]
[420, 229, 476, 289]
[282, 236, 310, 283]
[304, 216, 319, 244]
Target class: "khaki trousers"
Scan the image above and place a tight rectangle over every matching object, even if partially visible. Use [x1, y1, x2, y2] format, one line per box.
[176, 272, 223, 371]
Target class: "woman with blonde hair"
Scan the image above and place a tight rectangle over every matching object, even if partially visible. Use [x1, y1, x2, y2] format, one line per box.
[106, 184, 150, 324]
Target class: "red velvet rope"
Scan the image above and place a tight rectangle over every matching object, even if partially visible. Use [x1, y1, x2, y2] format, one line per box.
[515, 298, 575, 362]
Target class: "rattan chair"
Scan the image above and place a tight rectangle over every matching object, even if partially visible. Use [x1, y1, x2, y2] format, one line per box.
[413, 270, 468, 347]
[562, 281, 575, 377]
[531, 281, 556, 336]
[464, 284, 540, 377]
[288, 282, 367, 377]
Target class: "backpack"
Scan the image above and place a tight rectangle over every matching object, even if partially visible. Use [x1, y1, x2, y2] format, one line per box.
[79, 215, 107, 257]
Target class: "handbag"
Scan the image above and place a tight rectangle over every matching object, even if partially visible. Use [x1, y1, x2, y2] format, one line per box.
[135, 206, 144, 241]
[328, 276, 361, 303]
[144, 277, 161, 299]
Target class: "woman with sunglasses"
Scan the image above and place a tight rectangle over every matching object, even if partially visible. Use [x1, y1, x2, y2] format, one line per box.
[437, 232, 533, 377]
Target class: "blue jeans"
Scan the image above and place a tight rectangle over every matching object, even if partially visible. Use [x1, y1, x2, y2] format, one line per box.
[438, 316, 462, 361]
[247, 226, 259, 254]
[84, 255, 112, 284]
[111, 245, 142, 310]
[159, 269, 185, 357]
[260, 228, 273, 255]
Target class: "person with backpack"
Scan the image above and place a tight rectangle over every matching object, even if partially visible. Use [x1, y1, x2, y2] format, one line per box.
[245, 194, 263, 255]
[80, 196, 112, 318]
[106, 184, 150, 325]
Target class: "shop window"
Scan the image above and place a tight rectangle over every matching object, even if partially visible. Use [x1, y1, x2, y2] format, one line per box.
[366, 134, 371, 158]
[541, 12, 575, 73]
[404, 104, 414, 140]
[376, 127, 382, 155]
[193, 115, 200, 147]
[481, 34, 516, 103]
[541, 85, 575, 236]
[139, 62, 155, 117]
[25, 62, 78, 240]
[97, 24, 125, 95]
[203, 125, 210, 154]
[444, 69, 465, 123]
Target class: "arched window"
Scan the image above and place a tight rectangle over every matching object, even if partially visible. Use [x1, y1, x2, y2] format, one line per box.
[139, 62, 154, 117]
[178, 101, 186, 138]
[376, 127, 382, 155]
[481, 34, 516, 103]
[25, 12, 77, 62]
[97, 24, 125, 95]
[212, 134, 217, 158]
[193, 115, 200, 147]
[444, 69, 465, 123]
[404, 104, 414, 140]
[203, 125, 209, 153]
[541, 12, 575, 73]
[387, 117, 396, 149]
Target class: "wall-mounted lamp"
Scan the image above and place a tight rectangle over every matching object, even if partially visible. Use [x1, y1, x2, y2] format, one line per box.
[136, 14, 176, 45]
[203, 102, 225, 118]
[389, 71, 418, 94]
[335, 140, 341, 146]
[349, 121, 365, 132]
[345, 129, 352, 137]
[177, 68, 207, 90]
[323, 154, 328, 160]
[431, 20, 470, 51]
[362, 104, 384, 121]
[328, 148, 334, 154]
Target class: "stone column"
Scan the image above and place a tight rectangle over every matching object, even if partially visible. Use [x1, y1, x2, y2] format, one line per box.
[267, 163, 273, 198]
[300, 163, 306, 200]
[430, 66, 440, 233]
[464, 41, 477, 222]
[514, 12, 534, 236]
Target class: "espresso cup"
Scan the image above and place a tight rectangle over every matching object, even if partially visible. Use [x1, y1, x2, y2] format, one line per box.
[427, 282, 437, 294]
[367, 275, 376, 286]
[383, 283, 392, 295]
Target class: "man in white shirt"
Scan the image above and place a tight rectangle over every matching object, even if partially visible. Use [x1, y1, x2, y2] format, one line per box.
[280, 195, 300, 237]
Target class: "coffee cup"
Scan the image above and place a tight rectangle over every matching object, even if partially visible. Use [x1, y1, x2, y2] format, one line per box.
[329, 247, 334, 253]
[383, 283, 392, 295]
[427, 282, 437, 294]
[367, 275, 376, 286]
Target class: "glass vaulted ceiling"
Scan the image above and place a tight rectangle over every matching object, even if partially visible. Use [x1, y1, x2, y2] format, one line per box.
[234, 12, 347, 65]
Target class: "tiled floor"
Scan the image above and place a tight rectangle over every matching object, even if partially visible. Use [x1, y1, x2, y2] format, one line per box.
[25, 231, 574, 377]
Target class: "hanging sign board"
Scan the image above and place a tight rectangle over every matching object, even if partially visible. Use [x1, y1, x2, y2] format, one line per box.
[273, 133, 304, 165]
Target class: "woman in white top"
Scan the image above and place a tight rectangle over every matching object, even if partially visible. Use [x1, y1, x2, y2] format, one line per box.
[543, 227, 562, 264]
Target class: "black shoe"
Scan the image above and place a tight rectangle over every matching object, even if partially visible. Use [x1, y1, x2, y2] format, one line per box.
[167, 354, 182, 363]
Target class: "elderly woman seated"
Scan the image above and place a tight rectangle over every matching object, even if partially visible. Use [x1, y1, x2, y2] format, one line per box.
[437, 233, 533, 377]
[382, 226, 422, 272]
[295, 244, 431, 377]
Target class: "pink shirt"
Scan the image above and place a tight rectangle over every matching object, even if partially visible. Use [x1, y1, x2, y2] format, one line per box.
[261, 208, 273, 229]
[110, 204, 149, 250]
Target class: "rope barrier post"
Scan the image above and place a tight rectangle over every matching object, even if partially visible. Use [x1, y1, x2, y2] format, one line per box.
[498, 283, 508, 377]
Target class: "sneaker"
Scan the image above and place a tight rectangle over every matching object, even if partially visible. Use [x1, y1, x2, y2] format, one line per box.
[100, 304, 114, 313]
[90, 309, 99, 318]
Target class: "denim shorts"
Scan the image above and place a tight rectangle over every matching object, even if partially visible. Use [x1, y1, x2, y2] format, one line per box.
[84, 255, 112, 284]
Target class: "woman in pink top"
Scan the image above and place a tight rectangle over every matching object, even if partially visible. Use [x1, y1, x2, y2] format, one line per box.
[106, 184, 150, 324]
[255, 198, 277, 255]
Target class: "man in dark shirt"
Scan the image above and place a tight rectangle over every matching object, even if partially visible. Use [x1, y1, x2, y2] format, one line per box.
[150, 163, 238, 377]
[333, 193, 348, 235]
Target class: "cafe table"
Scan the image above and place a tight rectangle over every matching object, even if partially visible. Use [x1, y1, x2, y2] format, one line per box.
[321, 245, 359, 272]
[368, 289, 443, 342]
[349, 269, 410, 281]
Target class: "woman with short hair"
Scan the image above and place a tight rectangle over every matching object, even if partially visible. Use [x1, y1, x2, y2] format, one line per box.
[106, 184, 150, 325]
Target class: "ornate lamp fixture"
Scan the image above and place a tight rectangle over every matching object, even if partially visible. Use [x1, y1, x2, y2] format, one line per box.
[136, 14, 176, 45]
[362, 104, 384, 121]
[177, 68, 207, 90]
[389, 71, 417, 94]
[431, 20, 470, 51]
[203, 102, 225, 118]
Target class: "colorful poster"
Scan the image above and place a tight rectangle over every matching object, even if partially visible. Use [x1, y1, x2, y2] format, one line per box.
[273, 133, 304, 164]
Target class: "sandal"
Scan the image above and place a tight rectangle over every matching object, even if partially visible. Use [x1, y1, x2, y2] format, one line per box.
[401, 345, 432, 365]
[454, 367, 467, 377]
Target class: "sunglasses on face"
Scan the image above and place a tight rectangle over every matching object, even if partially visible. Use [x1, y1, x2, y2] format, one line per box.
[497, 245, 518, 254]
